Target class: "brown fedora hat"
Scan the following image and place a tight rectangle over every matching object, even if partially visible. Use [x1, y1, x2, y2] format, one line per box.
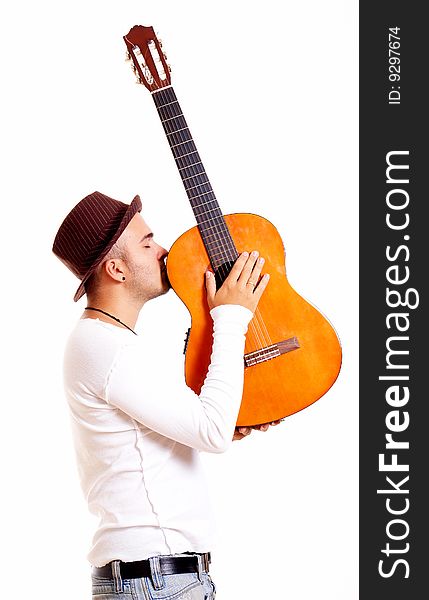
[52, 191, 142, 301]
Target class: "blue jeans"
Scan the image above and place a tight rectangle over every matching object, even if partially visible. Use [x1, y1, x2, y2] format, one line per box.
[91, 556, 216, 599]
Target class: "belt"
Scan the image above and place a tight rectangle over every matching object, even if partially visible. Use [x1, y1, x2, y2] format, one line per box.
[93, 553, 211, 579]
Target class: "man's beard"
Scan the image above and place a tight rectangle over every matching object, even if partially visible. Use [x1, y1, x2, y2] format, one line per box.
[128, 261, 171, 303]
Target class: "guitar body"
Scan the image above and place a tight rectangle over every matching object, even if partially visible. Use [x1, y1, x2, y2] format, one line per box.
[167, 212, 342, 426]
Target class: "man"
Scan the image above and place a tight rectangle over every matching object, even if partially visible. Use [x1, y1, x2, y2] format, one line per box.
[53, 190, 277, 599]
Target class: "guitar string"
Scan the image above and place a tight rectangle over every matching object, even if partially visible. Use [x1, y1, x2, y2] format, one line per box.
[155, 88, 234, 276]
[154, 87, 273, 353]
[156, 88, 234, 273]
[156, 88, 238, 288]
[153, 87, 273, 353]
[155, 88, 233, 269]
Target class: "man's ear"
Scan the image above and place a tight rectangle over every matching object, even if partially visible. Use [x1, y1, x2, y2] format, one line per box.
[103, 258, 125, 283]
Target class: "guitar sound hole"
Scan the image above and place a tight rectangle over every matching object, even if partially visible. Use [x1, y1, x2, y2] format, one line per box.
[214, 261, 236, 289]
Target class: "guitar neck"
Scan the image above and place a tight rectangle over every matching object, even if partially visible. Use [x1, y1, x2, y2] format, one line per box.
[152, 86, 238, 272]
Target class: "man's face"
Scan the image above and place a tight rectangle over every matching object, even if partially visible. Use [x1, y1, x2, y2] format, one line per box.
[121, 213, 170, 302]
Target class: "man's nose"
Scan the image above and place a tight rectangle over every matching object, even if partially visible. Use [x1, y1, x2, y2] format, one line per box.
[157, 244, 168, 259]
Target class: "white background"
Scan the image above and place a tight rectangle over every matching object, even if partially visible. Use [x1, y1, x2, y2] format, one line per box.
[0, 1, 358, 598]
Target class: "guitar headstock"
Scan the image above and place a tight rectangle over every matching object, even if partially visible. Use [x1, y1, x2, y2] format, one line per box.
[123, 25, 171, 92]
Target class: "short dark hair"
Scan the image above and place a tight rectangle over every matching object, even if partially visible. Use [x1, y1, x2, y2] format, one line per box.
[84, 240, 127, 297]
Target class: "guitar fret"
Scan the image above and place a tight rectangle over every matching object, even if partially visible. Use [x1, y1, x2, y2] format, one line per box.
[199, 222, 231, 233]
[166, 127, 189, 136]
[155, 99, 180, 110]
[186, 182, 213, 192]
[160, 114, 184, 123]
[162, 119, 188, 135]
[193, 206, 221, 219]
[179, 161, 203, 171]
[174, 150, 199, 160]
[195, 207, 223, 221]
[200, 246, 230, 258]
[201, 230, 234, 243]
[204, 245, 235, 258]
[185, 183, 210, 193]
[207, 251, 234, 262]
[209, 254, 237, 266]
[199, 234, 228, 248]
[202, 230, 231, 242]
[189, 192, 216, 203]
[197, 216, 224, 227]
[181, 172, 207, 181]
[209, 250, 237, 261]
[176, 153, 204, 168]
[183, 171, 205, 179]
[168, 135, 193, 147]
[174, 143, 196, 152]
[190, 198, 216, 209]
[170, 140, 195, 150]
[157, 99, 180, 111]
[184, 181, 210, 192]
[203, 241, 236, 255]
[200, 226, 232, 239]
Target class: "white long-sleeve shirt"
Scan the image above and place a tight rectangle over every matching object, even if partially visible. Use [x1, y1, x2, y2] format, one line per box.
[63, 304, 252, 567]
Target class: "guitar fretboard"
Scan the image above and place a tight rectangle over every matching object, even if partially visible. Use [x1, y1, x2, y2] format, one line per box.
[152, 86, 238, 275]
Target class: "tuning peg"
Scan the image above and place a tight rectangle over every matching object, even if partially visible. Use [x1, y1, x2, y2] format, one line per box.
[158, 38, 163, 48]
[162, 52, 168, 60]
[131, 64, 137, 74]
[167, 64, 172, 72]
[125, 51, 131, 61]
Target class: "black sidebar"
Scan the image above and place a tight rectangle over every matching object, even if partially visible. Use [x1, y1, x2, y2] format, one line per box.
[360, 2, 427, 598]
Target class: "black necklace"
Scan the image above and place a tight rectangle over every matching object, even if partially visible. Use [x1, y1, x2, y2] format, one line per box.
[85, 307, 137, 335]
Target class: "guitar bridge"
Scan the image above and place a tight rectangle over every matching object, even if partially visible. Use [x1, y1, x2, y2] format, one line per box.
[244, 337, 300, 367]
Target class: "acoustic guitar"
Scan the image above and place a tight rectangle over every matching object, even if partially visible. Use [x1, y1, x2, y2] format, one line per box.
[123, 25, 342, 426]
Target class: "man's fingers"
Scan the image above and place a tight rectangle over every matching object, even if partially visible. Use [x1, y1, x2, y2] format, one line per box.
[251, 419, 282, 431]
[237, 426, 251, 435]
[237, 251, 260, 285]
[253, 273, 270, 296]
[205, 270, 216, 302]
[233, 426, 252, 441]
[243, 255, 265, 289]
[226, 251, 250, 281]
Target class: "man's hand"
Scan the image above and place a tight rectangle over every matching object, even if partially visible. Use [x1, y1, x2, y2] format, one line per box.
[205, 251, 270, 313]
[233, 420, 282, 441]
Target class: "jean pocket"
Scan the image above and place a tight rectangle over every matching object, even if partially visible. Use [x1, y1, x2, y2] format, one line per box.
[141, 572, 203, 599]
[92, 576, 132, 599]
